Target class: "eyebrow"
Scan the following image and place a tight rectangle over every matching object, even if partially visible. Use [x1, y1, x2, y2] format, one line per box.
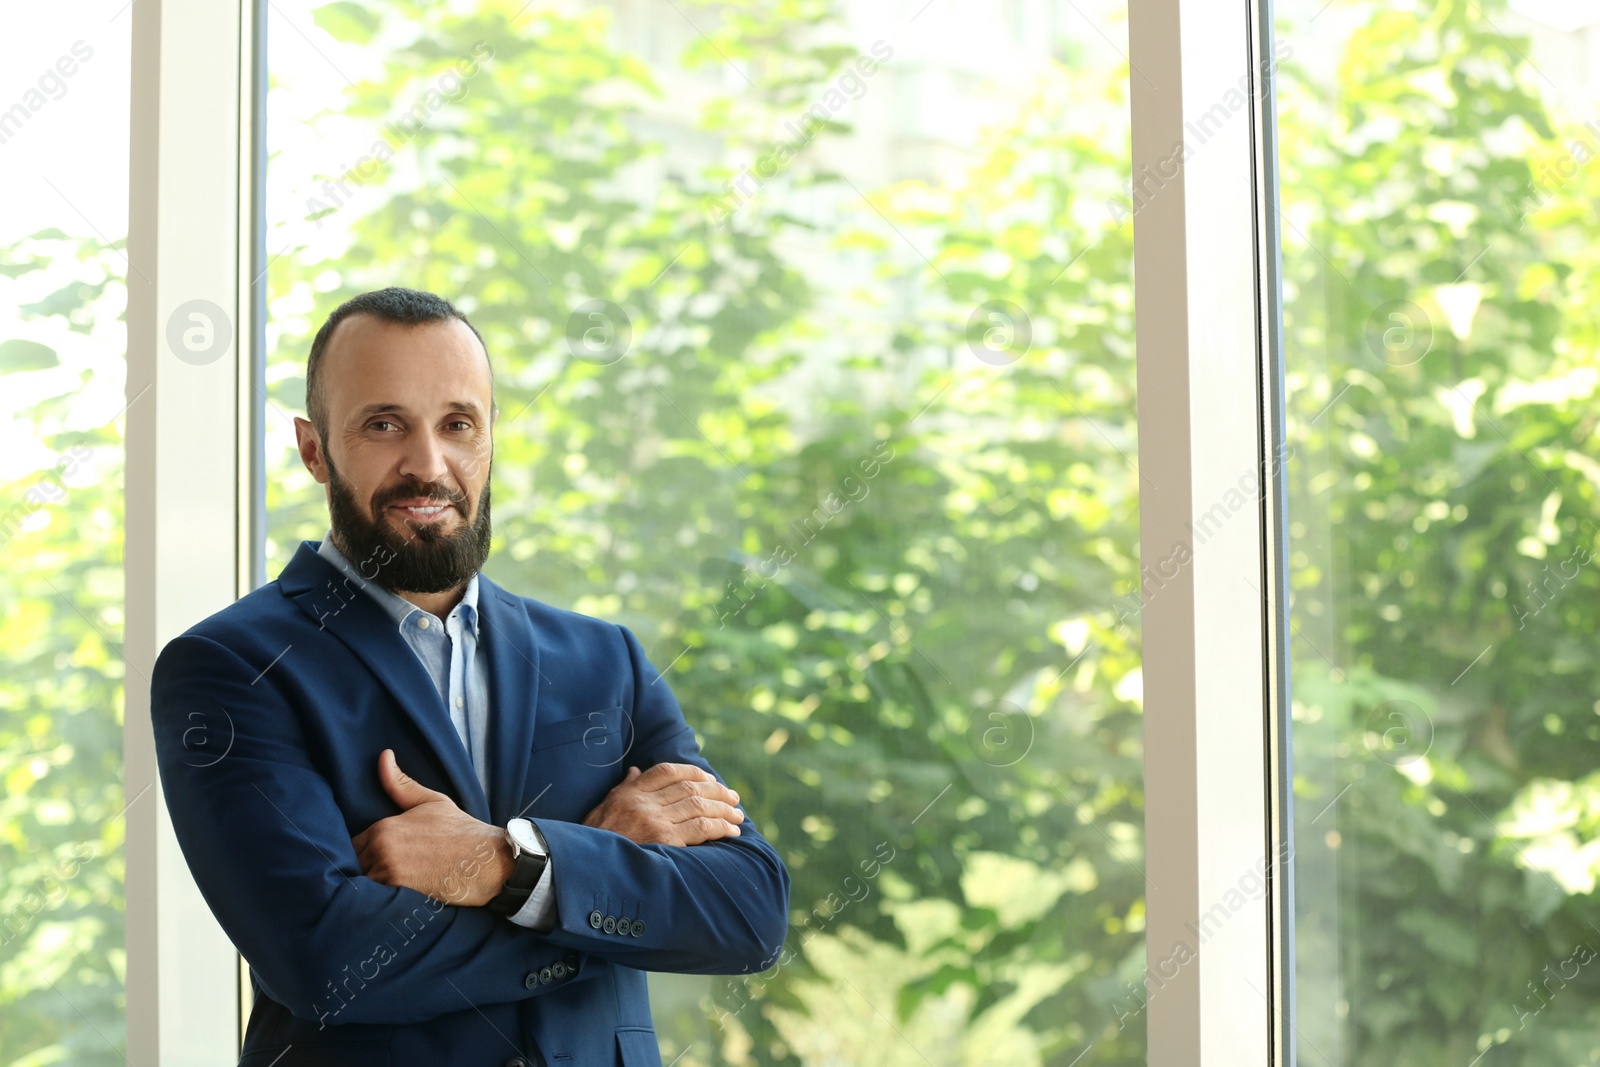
[349, 400, 489, 423]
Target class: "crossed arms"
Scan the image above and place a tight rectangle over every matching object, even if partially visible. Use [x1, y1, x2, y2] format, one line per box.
[151, 629, 789, 1027]
[350, 747, 749, 906]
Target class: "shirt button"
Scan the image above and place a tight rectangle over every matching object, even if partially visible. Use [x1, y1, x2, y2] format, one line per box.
[456, 696, 464, 708]
[418, 617, 430, 630]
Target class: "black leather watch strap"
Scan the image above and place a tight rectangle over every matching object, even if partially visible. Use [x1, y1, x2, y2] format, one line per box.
[487, 848, 548, 917]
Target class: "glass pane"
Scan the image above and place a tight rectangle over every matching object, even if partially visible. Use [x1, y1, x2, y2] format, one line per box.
[0, 5, 133, 1063]
[265, 1, 1142, 1062]
[1279, 1, 1600, 1062]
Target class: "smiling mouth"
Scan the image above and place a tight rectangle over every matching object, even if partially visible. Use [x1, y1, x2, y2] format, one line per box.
[388, 502, 458, 521]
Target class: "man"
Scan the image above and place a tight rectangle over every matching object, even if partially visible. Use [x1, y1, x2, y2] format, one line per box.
[151, 287, 789, 1066]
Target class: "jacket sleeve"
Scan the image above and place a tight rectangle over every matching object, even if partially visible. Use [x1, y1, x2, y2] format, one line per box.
[531, 624, 790, 973]
[151, 633, 583, 1027]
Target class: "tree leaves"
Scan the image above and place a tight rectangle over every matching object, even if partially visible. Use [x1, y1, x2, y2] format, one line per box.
[310, 2, 380, 45]
[0, 340, 58, 373]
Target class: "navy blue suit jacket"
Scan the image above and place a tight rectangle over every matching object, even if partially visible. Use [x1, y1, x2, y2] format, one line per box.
[151, 541, 789, 1067]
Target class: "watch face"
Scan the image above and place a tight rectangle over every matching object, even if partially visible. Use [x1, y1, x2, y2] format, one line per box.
[508, 818, 544, 856]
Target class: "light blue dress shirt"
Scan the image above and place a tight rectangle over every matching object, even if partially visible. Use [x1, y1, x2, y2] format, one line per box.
[318, 532, 554, 930]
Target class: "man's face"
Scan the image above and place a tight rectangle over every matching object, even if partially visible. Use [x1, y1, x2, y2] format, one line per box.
[295, 314, 495, 595]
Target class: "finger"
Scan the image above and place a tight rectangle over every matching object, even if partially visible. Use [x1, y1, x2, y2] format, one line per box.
[636, 762, 716, 791]
[667, 795, 745, 826]
[379, 748, 449, 810]
[695, 779, 741, 805]
[657, 779, 742, 808]
[376, 748, 409, 806]
[672, 815, 743, 846]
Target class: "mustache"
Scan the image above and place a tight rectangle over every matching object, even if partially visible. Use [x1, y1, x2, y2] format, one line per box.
[372, 481, 470, 511]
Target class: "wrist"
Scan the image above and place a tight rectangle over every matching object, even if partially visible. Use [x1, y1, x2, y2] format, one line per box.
[448, 826, 512, 907]
[486, 818, 549, 917]
[484, 832, 515, 901]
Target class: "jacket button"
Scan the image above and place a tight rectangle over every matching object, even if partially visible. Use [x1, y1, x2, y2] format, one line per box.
[551, 962, 567, 979]
[630, 919, 645, 937]
[615, 917, 633, 936]
[523, 972, 539, 990]
[588, 910, 604, 929]
[539, 966, 554, 985]
[506, 1059, 531, 1067]
[565, 954, 579, 971]
[602, 915, 617, 934]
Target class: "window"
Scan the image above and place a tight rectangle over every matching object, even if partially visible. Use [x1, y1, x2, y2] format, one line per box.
[0, 4, 133, 1063]
[80, 0, 1538, 1059]
[263, 0, 1143, 1061]
[1277, 0, 1600, 1061]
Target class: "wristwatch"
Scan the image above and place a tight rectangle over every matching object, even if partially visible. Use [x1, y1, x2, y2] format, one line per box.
[487, 817, 549, 917]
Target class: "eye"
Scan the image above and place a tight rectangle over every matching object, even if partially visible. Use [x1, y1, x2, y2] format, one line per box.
[368, 420, 399, 432]
[446, 419, 473, 432]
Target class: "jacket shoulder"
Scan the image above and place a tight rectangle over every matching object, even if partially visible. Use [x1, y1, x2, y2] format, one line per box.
[160, 579, 307, 661]
[169, 541, 348, 652]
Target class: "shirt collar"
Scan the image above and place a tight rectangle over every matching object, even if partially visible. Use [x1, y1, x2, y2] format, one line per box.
[317, 530, 479, 636]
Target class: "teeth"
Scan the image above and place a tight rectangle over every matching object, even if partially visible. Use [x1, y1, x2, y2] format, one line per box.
[402, 505, 446, 515]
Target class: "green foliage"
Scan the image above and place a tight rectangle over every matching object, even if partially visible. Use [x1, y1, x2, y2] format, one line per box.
[0, 341, 59, 373]
[270, 1, 1145, 1062]
[1280, 0, 1600, 1062]
[0, 232, 129, 1064]
[13, 0, 1600, 1062]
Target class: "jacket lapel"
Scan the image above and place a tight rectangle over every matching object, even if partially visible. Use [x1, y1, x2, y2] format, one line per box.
[279, 541, 491, 821]
[477, 578, 541, 825]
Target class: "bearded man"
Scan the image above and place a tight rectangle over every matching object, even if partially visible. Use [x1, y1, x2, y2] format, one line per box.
[151, 287, 788, 1067]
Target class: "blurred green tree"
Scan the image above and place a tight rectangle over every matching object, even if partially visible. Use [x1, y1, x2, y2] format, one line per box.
[0, 232, 130, 1065]
[15, 0, 1600, 1063]
[267, 1, 1145, 1063]
[1279, 1, 1600, 1063]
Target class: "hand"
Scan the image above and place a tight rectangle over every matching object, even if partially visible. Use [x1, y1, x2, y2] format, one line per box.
[582, 763, 745, 846]
[351, 749, 513, 906]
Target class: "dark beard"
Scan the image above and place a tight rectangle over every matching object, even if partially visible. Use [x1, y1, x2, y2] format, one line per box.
[325, 455, 492, 595]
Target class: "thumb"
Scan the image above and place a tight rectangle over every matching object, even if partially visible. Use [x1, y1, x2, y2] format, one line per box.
[378, 748, 446, 810]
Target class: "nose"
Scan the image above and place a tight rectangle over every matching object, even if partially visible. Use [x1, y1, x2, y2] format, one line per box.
[397, 426, 451, 486]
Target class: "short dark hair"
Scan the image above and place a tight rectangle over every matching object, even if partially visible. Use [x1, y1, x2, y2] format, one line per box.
[305, 287, 493, 440]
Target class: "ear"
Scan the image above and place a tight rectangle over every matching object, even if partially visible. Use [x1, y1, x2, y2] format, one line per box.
[295, 416, 331, 485]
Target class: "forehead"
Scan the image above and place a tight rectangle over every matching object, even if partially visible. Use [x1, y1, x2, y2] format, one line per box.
[320, 314, 492, 414]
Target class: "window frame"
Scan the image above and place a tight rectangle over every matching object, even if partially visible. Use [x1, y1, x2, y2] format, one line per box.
[124, 0, 1295, 1061]
[1127, 0, 1293, 1062]
[125, 0, 263, 1059]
